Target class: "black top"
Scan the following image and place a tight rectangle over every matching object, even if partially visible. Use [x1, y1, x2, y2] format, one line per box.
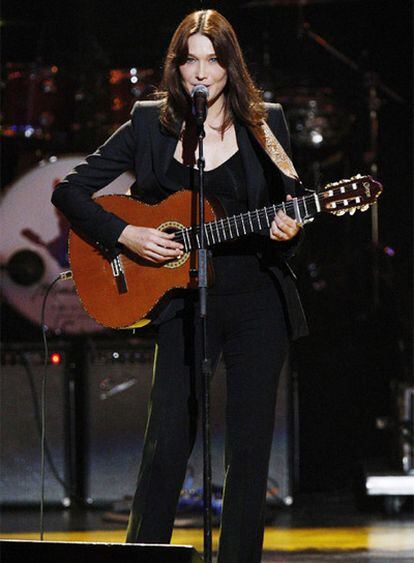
[167, 151, 273, 295]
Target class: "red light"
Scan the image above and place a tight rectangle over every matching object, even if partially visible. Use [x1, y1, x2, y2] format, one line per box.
[50, 352, 61, 365]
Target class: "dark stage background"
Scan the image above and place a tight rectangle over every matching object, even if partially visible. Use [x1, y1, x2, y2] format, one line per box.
[1, 0, 413, 495]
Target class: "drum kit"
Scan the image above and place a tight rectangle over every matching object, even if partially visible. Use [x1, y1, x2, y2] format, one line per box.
[1, 62, 156, 142]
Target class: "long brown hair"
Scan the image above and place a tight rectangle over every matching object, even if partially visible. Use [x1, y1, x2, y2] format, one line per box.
[158, 9, 266, 136]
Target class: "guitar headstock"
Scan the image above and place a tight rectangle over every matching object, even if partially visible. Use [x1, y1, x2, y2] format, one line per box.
[319, 175, 383, 216]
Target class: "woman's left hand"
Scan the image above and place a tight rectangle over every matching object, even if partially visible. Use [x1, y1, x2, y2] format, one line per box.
[270, 195, 301, 242]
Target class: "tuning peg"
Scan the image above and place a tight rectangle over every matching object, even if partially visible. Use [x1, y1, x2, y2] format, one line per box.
[360, 205, 370, 212]
[336, 210, 346, 216]
[349, 208, 356, 215]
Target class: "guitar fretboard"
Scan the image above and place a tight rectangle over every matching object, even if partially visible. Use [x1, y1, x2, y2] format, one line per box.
[174, 192, 320, 252]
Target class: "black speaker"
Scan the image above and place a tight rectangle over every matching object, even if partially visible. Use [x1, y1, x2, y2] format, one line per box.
[85, 339, 293, 505]
[85, 340, 155, 504]
[0, 540, 203, 563]
[1, 339, 294, 507]
[0, 345, 67, 505]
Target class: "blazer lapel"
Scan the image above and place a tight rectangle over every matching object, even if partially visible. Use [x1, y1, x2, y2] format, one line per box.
[235, 121, 268, 211]
[150, 120, 181, 192]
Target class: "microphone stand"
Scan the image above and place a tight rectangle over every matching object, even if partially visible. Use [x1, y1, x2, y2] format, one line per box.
[196, 119, 213, 563]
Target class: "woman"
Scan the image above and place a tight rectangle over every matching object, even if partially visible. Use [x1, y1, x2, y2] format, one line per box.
[52, 9, 307, 563]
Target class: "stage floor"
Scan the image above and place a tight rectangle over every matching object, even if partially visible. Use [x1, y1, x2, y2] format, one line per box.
[1, 493, 413, 561]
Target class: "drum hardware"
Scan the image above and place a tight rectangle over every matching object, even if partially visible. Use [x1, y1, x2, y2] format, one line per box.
[66, 66, 157, 144]
[365, 381, 414, 514]
[242, 0, 354, 151]
[1, 63, 75, 141]
[107, 67, 156, 132]
[1, 62, 157, 145]
[299, 23, 406, 308]
[276, 86, 353, 149]
[246, 0, 405, 308]
[377, 382, 414, 475]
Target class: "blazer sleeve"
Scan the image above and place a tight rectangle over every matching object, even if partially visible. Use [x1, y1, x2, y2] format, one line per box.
[51, 106, 141, 254]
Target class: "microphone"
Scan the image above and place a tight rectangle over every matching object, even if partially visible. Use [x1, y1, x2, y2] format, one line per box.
[191, 85, 209, 126]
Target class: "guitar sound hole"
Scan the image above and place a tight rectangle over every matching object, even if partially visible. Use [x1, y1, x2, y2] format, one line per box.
[161, 226, 183, 247]
[157, 222, 188, 268]
[164, 227, 179, 237]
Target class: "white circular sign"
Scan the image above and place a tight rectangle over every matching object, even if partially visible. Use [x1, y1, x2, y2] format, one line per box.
[1, 155, 134, 334]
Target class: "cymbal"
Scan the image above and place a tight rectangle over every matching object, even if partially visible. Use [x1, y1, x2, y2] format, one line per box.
[244, 0, 356, 7]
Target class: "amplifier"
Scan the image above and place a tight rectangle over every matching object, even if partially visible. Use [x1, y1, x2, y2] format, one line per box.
[85, 339, 293, 505]
[1, 339, 294, 507]
[0, 345, 67, 504]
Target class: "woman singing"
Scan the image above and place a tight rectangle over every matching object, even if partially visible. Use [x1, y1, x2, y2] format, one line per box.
[52, 9, 307, 563]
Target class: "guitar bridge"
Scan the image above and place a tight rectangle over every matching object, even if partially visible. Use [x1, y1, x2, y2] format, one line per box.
[111, 256, 128, 294]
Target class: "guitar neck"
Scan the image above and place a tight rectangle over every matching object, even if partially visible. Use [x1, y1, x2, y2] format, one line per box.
[174, 192, 321, 252]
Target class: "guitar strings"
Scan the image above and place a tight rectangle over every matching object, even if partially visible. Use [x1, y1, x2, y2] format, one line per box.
[174, 194, 316, 249]
[173, 180, 368, 250]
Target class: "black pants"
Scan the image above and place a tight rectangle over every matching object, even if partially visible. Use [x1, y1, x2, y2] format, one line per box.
[126, 283, 289, 563]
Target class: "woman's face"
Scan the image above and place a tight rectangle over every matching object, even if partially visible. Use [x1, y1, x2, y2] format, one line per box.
[179, 33, 228, 107]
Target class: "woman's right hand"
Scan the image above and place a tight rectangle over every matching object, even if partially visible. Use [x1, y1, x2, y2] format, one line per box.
[118, 225, 184, 263]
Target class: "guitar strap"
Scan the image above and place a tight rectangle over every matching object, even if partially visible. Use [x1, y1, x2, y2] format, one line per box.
[249, 120, 302, 185]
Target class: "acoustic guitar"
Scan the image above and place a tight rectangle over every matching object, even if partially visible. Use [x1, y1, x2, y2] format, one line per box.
[69, 174, 383, 329]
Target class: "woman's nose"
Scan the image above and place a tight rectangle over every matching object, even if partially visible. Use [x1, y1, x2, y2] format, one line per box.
[195, 61, 207, 80]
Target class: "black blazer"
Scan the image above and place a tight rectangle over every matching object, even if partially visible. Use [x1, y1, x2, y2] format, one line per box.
[52, 101, 308, 339]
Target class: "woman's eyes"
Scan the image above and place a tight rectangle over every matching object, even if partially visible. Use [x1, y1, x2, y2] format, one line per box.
[185, 57, 218, 63]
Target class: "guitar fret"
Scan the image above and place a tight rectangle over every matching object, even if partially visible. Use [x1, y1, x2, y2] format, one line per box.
[293, 198, 302, 224]
[209, 223, 216, 244]
[248, 212, 254, 232]
[298, 199, 307, 221]
[272, 204, 277, 222]
[227, 217, 233, 238]
[220, 219, 227, 240]
[215, 221, 221, 243]
[189, 228, 195, 250]
[183, 229, 191, 252]
[265, 208, 270, 227]
[256, 210, 262, 230]
[234, 217, 240, 237]
[204, 225, 210, 246]
[195, 232, 200, 249]
[240, 214, 247, 235]
[314, 192, 321, 213]
[303, 197, 308, 217]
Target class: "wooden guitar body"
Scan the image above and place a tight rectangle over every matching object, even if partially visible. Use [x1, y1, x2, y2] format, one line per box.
[69, 190, 217, 329]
